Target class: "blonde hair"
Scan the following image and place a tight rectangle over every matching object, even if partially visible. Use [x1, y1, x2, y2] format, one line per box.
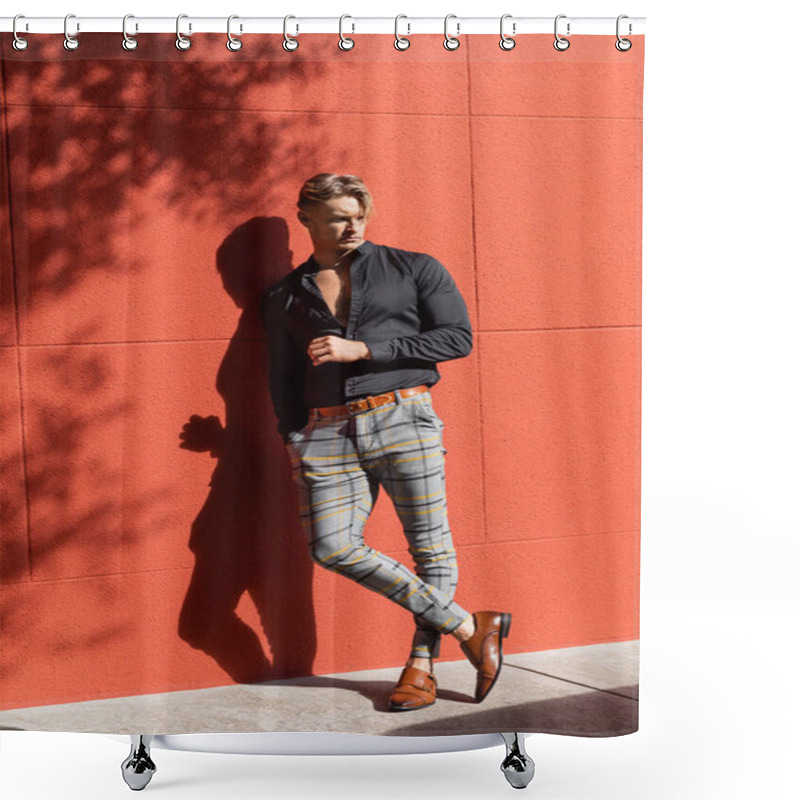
[297, 173, 374, 220]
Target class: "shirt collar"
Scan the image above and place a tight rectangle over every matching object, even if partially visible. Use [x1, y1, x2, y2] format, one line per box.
[300, 240, 373, 276]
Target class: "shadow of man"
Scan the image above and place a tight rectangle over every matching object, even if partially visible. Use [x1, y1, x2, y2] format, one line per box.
[177, 216, 316, 683]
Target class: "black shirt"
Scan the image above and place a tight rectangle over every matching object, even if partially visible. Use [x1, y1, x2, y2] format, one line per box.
[260, 240, 473, 442]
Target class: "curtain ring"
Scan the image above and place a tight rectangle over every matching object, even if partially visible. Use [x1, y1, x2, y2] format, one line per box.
[176, 13, 191, 50]
[615, 14, 632, 51]
[122, 14, 138, 51]
[64, 13, 80, 51]
[12, 14, 28, 51]
[227, 15, 243, 51]
[553, 14, 570, 51]
[283, 15, 299, 51]
[499, 14, 515, 50]
[339, 14, 355, 50]
[443, 13, 460, 50]
[394, 14, 410, 50]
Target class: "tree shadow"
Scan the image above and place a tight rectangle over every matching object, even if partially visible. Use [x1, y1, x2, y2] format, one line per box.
[0, 34, 331, 306]
[0, 38, 336, 700]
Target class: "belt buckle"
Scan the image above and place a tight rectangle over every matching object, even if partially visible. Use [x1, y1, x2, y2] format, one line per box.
[346, 399, 363, 415]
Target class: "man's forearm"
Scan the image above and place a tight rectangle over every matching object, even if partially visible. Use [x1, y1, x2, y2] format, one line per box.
[361, 324, 472, 365]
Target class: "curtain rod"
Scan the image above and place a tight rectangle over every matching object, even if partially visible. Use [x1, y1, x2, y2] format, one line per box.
[1, 16, 646, 37]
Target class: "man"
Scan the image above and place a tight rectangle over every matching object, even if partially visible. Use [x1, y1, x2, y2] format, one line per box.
[260, 173, 511, 711]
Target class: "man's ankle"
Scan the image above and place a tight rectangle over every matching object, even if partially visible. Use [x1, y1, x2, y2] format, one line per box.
[453, 614, 476, 643]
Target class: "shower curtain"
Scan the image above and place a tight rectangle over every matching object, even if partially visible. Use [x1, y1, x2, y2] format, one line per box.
[0, 28, 643, 738]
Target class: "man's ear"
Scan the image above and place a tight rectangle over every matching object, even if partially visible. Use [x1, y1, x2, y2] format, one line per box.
[297, 211, 309, 228]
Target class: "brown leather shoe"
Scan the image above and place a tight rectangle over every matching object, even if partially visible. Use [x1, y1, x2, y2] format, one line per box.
[388, 665, 437, 711]
[459, 611, 512, 703]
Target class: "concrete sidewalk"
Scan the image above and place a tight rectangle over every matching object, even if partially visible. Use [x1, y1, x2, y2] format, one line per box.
[0, 641, 638, 737]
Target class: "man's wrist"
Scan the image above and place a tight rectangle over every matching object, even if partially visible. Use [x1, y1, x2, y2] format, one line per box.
[362, 342, 372, 360]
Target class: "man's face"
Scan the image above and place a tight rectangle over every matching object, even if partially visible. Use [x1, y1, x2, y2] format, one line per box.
[301, 195, 367, 254]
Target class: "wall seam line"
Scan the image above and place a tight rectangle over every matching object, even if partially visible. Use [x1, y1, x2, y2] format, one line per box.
[464, 35, 491, 550]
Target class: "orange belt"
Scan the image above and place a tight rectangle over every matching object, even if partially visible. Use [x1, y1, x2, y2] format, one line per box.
[310, 384, 430, 418]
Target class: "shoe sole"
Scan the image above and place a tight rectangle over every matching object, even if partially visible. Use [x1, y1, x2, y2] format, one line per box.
[388, 699, 436, 711]
[477, 612, 511, 704]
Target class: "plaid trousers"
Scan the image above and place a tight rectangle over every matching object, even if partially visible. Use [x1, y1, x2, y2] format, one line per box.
[285, 387, 470, 659]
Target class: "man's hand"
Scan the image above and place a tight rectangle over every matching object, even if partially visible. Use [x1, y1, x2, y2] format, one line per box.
[179, 414, 224, 455]
[308, 335, 371, 365]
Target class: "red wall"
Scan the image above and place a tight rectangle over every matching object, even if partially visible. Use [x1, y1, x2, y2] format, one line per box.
[0, 33, 642, 709]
